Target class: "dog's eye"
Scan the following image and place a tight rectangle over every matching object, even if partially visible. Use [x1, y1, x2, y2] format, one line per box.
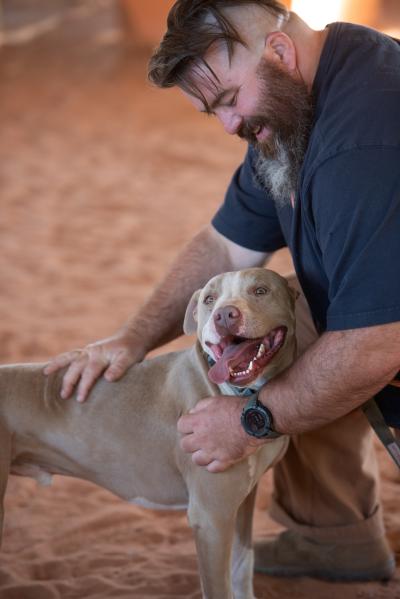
[204, 295, 215, 305]
[254, 287, 269, 296]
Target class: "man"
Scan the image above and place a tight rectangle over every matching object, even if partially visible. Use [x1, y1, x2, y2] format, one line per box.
[45, 0, 400, 582]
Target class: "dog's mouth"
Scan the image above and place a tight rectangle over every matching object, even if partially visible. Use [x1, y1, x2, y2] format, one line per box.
[206, 325, 287, 386]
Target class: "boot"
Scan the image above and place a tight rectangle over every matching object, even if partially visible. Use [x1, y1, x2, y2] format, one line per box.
[254, 530, 395, 581]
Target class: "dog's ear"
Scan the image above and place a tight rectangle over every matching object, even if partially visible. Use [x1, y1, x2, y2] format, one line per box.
[183, 289, 202, 335]
[288, 286, 301, 303]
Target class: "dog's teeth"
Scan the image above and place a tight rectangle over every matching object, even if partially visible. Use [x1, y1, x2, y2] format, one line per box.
[256, 343, 265, 358]
[231, 365, 254, 377]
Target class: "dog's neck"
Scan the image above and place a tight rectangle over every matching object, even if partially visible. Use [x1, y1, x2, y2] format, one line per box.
[217, 378, 267, 397]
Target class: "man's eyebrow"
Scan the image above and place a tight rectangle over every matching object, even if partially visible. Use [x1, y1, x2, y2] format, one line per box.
[200, 88, 238, 114]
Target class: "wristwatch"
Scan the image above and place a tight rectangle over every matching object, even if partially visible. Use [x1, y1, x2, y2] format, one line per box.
[241, 392, 281, 439]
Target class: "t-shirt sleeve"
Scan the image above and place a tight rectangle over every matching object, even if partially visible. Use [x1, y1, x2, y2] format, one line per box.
[211, 146, 287, 252]
[310, 147, 400, 330]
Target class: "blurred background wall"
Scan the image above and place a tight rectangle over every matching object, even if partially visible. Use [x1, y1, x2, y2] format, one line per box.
[1, 0, 399, 49]
[118, 0, 400, 44]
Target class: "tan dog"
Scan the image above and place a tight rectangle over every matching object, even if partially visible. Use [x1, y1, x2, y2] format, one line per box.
[0, 268, 296, 599]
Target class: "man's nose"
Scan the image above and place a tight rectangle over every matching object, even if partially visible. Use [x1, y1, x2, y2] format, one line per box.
[216, 109, 242, 135]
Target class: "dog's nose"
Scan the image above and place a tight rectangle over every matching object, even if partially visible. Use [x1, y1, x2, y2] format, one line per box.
[214, 305, 241, 332]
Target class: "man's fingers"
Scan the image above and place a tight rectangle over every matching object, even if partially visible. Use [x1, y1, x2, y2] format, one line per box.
[76, 361, 107, 402]
[178, 398, 215, 434]
[44, 334, 143, 403]
[179, 431, 198, 454]
[188, 398, 214, 414]
[177, 414, 195, 435]
[44, 350, 82, 375]
[191, 449, 213, 467]
[104, 352, 132, 382]
[206, 460, 230, 473]
[192, 451, 233, 472]
[61, 358, 88, 399]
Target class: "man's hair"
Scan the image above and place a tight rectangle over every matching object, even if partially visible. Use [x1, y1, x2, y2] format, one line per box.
[148, 0, 288, 110]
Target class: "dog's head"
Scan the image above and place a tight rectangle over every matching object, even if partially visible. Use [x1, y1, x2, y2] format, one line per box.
[184, 268, 298, 388]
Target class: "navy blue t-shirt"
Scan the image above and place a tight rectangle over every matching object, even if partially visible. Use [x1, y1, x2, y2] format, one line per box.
[212, 23, 400, 335]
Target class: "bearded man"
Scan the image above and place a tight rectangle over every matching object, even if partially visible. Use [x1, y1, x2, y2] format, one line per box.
[46, 0, 400, 582]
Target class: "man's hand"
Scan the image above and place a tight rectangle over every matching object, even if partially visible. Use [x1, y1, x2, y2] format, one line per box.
[43, 331, 146, 402]
[177, 396, 265, 473]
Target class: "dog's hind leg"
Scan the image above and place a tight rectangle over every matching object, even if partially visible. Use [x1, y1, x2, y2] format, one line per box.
[231, 486, 257, 599]
[0, 424, 11, 547]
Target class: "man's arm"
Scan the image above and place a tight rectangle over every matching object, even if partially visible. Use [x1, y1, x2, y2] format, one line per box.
[44, 224, 269, 401]
[178, 321, 400, 472]
[261, 322, 400, 434]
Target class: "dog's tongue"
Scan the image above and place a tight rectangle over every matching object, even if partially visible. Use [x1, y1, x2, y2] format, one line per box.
[208, 341, 254, 384]
[208, 355, 231, 384]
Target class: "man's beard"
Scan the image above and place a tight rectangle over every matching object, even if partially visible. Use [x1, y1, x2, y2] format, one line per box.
[238, 58, 314, 207]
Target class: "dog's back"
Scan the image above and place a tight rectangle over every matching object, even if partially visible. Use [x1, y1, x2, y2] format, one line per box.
[0, 344, 216, 520]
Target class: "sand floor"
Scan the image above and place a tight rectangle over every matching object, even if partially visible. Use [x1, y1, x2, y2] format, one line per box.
[1, 2, 400, 597]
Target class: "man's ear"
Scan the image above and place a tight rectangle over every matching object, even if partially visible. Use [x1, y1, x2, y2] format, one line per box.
[183, 289, 202, 335]
[264, 31, 297, 72]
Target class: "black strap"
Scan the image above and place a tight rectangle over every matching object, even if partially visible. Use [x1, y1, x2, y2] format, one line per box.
[362, 397, 400, 469]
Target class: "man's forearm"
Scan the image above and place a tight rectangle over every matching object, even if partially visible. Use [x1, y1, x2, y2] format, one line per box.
[260, 322, 400, 435]
[121, 227, 231, 352]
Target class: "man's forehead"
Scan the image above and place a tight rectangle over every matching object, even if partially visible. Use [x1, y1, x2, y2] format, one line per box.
[181, 54, 231, 112]
[184, 40, 255, 112]
[185, 5, 275, 102]
[191, 42, 232, 91]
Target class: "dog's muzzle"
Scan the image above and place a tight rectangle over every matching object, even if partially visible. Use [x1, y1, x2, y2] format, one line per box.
[206, 326, 287, 386]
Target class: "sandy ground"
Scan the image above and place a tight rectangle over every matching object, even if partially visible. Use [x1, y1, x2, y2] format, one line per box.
[1, 2, 400, 597]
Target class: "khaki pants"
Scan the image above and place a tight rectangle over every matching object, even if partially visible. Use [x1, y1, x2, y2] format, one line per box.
[270, 275, 384, 542]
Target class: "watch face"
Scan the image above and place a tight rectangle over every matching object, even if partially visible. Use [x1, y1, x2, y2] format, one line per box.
[244, 408, 269, 437]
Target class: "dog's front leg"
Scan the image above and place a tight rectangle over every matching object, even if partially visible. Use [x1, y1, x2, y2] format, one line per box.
[231, 486, 257, 599]
[188, 495, 236, 599]
[0, 425, 11, 546]
[185, 464, 256, 599]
